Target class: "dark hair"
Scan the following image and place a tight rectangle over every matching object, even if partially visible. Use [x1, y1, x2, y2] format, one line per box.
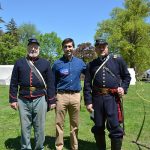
[62, 38, 75, 48]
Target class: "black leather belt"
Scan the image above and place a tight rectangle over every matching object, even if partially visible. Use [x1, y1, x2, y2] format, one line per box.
[20, 86, 44, 92]
[57, 90, 80, 94]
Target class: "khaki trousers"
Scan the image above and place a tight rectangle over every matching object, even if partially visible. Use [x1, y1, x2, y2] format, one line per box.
[55, 92, 80, 150]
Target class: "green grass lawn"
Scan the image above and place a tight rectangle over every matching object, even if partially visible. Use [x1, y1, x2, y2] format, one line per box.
[0, 82, 150, 150]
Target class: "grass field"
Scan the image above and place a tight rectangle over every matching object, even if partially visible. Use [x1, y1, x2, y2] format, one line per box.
[0, 82, 150, 150]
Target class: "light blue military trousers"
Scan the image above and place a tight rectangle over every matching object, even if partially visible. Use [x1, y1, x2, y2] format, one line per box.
[18, 96, 47, 150]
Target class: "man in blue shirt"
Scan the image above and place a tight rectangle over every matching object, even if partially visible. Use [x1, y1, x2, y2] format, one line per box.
[52, 38, 86, 150]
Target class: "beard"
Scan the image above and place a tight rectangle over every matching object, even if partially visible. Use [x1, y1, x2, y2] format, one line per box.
[64, 50, 74, 57]
[66, 51, 72, 56]
[28, 50, 39, 57]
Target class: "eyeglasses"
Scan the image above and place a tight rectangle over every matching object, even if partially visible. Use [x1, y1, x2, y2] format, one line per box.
[64, 45, 73, 48]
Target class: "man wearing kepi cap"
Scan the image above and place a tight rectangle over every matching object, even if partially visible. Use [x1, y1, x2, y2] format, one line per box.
[84, 39, 131, 150]
[9, 38, 56, 150]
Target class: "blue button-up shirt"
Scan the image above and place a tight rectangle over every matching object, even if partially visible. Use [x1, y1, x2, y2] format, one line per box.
[52, 56, 86, 91]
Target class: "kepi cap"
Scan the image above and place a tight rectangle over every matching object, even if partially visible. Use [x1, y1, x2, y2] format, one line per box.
[94, 39, 108, 46]
[28, 38, 40, 46]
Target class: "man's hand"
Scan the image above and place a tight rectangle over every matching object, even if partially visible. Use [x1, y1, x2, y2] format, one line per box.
[50, 104, 56, 110]
[117, 87, 124, 96]
[86, 104, 94, 113]
[10, 102, 18, 110]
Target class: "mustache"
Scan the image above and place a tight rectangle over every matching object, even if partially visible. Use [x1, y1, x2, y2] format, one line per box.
[28, 50, 39, 57]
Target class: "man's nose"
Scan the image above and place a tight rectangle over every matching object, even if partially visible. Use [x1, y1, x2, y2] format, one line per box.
[32, 47, 36, 51]
[66, 47, 70, 50]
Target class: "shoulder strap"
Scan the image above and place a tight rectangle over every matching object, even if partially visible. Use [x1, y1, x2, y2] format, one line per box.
[103, 55, 121, 86]
[93, 55, 110, 83]
[25, 58, 46, 88]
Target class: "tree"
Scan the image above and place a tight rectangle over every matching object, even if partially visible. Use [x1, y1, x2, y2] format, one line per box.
[5, 18, 19, 46]
[5, 18, 17, 34]
[0, 17, 4, 28]
[0, 33, 26, 64]
[74, 42, 95, 63]
[0, 3, 4, 24]
[0, 3, 4, 35]
[95, 0, 150, 74]
[38, 32, 62, 63]
[18, 23, 40, 46]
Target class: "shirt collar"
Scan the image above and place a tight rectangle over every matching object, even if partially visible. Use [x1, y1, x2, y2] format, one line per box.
[62, 55, 74, 62]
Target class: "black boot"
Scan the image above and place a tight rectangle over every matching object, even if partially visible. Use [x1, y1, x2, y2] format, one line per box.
[91, 126, 106, 150]
[94, 134, 106, 150]
[111, 138, 122, 150]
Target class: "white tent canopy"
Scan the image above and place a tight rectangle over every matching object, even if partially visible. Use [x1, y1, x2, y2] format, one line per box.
[128, 68, 136, 85]
[0, 65, 14, 85]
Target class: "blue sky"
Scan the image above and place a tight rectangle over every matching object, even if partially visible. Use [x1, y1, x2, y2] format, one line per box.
[1, 0, 124, 46]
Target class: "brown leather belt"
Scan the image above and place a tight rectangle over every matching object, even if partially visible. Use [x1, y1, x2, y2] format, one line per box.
[20, 86, 44, 92]
[93, 88, 118, 95]
[57, 90, 80, 94]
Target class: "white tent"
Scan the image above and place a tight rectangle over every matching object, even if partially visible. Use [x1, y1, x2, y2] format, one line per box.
[128, 68, 136, 85]
[0, 65, 14, 85]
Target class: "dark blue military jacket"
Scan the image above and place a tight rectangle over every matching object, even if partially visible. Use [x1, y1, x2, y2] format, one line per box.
[84, 54, 131, 105]
[9, 57, 55, 104]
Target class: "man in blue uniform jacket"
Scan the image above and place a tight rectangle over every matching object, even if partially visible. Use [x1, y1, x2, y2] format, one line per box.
[84, 39, 131, 150]
[9, 38, 55, 150]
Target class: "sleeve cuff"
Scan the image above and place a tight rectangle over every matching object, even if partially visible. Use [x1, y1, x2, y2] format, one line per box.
[48, 96, 56, 105]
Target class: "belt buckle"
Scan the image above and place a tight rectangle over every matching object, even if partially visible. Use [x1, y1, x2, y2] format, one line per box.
[101, 88, 109, 94]
[30, 87, 36, 91]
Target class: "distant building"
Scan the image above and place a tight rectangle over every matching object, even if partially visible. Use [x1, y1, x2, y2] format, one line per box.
[142, 69, 150, 82]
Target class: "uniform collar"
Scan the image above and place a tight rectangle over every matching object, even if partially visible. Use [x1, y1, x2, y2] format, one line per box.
[98, 54, 108, 61]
